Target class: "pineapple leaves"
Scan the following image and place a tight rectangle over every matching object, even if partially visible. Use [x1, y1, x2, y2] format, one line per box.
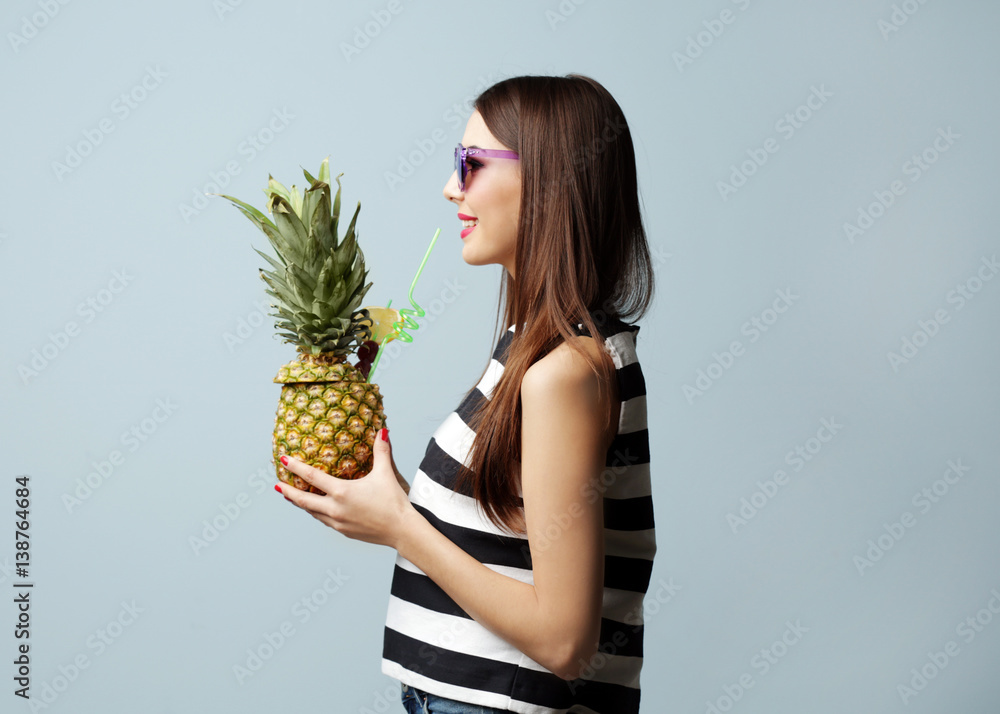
[315, 255, 336, 303]
[260, 274, 295, 305]
[254, 248, 286, 273]
[288, 185, 304, 217]
[333, 204, 362, 277]
[226, 160, 372, 357]
[217, 194, 278, 233]
[271, 201, 309, 251]
[347, 280, 373, 314]
[308, 182, 334, 255]
[255, 212, 302, 266]
[352, 309, 373, 342]
[331, 172, 344, 241]
[344, 200, 361, 250]
[287, 263, 318, 295]
[349, 246, 371, 300]
[327, 279, 348, 312]
[266, 176, 292, 206]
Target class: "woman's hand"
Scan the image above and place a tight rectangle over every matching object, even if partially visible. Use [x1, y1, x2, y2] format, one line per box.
[276, 428, 413, 550]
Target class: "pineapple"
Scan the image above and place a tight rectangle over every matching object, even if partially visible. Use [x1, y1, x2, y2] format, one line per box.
[219, 158, 386, 493]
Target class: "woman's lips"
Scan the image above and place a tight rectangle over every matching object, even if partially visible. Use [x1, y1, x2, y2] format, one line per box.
[459, 213, 478, 239]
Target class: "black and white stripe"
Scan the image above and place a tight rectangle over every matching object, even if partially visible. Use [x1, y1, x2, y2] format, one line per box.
[382, 316, 653, 714]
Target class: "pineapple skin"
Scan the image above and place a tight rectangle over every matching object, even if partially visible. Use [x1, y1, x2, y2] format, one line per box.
[272, 353, 385, 494]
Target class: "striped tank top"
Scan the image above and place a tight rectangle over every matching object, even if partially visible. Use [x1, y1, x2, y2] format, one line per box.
[382, 315, 654, 714]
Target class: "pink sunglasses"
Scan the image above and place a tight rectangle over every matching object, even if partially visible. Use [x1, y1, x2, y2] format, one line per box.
[454, 143, 519, 190]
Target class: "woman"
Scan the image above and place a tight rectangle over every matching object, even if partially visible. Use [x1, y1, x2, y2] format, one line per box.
[277, 74, 655, 714]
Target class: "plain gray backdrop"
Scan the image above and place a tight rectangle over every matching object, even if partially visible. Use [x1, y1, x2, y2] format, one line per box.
[3, 0, 999, 712]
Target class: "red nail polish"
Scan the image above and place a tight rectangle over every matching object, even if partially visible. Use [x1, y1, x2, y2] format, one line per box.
[280, 456, 288, 466]
[380, 428, 389, 442]
[274, 484, 283, 494]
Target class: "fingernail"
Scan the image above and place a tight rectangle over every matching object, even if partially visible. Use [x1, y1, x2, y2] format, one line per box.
[280, 456, 288, 466]
[274, 484, 283, 494]
[380, 428, 389, 442]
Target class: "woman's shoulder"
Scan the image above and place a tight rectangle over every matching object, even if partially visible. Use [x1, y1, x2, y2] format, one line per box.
[523, 333, 607, 388]
[520, 335, 619, 447]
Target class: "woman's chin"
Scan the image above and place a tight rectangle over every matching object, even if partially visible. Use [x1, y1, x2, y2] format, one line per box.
[461, 243, 486, 266]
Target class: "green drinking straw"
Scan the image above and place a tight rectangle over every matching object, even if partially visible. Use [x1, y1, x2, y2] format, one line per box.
[366, 227, 442, 383]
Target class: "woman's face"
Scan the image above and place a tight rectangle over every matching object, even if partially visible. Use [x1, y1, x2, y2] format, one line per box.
[443, 110, 521, 276]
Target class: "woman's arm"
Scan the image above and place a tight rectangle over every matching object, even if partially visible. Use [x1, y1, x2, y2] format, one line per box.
[277, 337, 614, 679]
[395, 336, 613, 680]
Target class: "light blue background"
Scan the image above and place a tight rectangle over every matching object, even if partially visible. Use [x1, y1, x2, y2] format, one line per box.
[3, 0, 999, 712]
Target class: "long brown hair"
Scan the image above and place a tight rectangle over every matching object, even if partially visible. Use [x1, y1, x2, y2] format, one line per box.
[454, 74, 654, 534]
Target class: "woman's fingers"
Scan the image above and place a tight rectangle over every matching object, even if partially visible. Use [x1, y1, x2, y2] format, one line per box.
[278, 456, 341, 507]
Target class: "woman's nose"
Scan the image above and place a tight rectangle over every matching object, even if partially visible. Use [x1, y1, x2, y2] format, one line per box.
[443, 169, 463, 201]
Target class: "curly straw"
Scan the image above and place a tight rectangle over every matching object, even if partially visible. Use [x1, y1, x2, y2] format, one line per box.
[366, 228, 442, 383]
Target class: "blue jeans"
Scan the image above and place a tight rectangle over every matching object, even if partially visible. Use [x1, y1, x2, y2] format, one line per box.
[400, 682, 509, 713]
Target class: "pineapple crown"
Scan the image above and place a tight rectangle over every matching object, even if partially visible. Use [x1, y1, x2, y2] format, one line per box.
[219, 158, 373, 357]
